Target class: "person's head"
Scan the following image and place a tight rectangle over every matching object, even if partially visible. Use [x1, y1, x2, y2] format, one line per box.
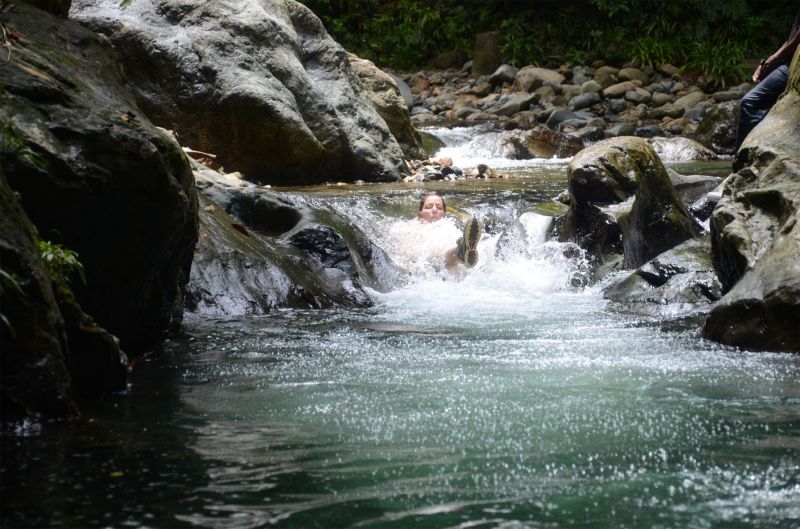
[418, 193, 446, 223]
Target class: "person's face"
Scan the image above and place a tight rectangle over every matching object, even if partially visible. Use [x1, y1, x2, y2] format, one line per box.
[418, 196, 445, 223]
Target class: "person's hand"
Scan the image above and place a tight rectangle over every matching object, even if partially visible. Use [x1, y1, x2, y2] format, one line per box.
[753, 63, 763, 83]
[753, 59, 767, 83]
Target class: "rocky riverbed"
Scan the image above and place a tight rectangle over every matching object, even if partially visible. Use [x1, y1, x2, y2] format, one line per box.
[396, 61, 744, 160]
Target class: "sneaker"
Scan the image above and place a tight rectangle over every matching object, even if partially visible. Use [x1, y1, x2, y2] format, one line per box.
[456, 216, 482, 267]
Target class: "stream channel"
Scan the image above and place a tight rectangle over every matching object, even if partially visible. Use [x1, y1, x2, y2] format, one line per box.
[2, 126, 799, 529]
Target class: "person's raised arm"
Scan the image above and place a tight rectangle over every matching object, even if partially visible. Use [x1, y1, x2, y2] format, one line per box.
[755, 20, 800, 82]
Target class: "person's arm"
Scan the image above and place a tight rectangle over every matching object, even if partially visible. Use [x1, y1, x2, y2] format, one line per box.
[754, 28, 800, 82]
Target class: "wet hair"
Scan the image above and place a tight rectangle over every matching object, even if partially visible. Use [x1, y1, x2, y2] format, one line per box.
[418, 193, 446, 213]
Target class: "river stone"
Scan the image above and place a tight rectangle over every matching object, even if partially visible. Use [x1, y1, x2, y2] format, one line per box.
[649, 137, 719, 162]
[580, 80, 603, 94]
[1, 4, 198, 354]
[692, 100, 738, 155]
[559, 137, 699, 268]
[569, 92, 601, 110]
[673, 89, 708, 110]
[490, 64, 518, 86]
[618, 67, 649, 84]
[603, 236, 722, 318]
[69, 0, 407, 184]
[349, 54, 425, 160]
[603, 81, 640, 99]
[490, 92, 539, 116]
[703, 51, 800, 351]
[513, 66, 566, 93]
[0, 170, 77, 421]
[525, 125, 584, 158]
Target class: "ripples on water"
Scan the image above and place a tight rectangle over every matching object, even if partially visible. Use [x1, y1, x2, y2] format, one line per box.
[2, 134, 798, 529]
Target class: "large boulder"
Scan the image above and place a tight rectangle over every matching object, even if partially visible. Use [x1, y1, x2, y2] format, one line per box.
[187, 164, 388, 315]
[69, 0, 407, 185]
[0, 170, 77, 421]
[348, 54, 425, 160]
[703, 50, 800, 351]
[0, 4, 198, 353]
[558, 137, 700, 268]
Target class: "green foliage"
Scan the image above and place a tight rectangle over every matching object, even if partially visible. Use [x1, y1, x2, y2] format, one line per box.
[39, 240, 86, 286]
[500, 18, 543, 68]
[301, 0, 796, 85]
[688, 40, 748, 87]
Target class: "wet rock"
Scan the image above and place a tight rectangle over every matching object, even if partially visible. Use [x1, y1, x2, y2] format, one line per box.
[0, 170, 77, 421]
[604, 236, 722, 318]
[2, 4, 198, 354]
[618, 67, 649, 84]
[704, 61, 800, 351]
[70, 0, 406, 184]
[188, 168, 380, 314]
[692, 100, 738, 155]
[525, 125, 585, 158]
[558, 137, 700, 268]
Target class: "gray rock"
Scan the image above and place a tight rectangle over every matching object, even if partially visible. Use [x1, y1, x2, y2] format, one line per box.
[557, 137, 699, 268]
[0, 169, 78, 421]
[569, 92, 601, 110]
[350, 54, 425, 159]
[490, 92, 540, 116]
[605, 122, 636, 137]
[70, 0, 407, 184]
[514, 66, 566, 92]
[604, 236, 722, 318]
[489, 64, 519, 85]
[2, 3, 198, 353]
[703, 65, 800, 351]
[625, 88, 652, 105]
[545, 108, 580, 129]
[692, 101, 738, 155]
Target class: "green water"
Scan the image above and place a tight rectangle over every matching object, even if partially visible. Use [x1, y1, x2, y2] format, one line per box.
[2, 162, 799, 529]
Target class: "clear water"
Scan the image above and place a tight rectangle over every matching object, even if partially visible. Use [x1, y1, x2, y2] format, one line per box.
[2, 132, 799, 529]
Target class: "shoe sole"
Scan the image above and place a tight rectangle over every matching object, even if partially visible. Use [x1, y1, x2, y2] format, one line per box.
[462, 217, 482, 267]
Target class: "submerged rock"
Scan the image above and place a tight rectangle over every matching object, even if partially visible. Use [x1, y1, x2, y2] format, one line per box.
[604, 237, 722, 318]
[70, 0, 407, 184]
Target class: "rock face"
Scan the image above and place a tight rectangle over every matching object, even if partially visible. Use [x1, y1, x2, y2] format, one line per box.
[0, 170, 77, 421]
[69, 0, 408, 185]
[348, 54, 425, 160]
[559, 137, 699, 268]
[187, 163, 388, 315]
[703, 50, 800, 351]
[0, 4, 198, 354]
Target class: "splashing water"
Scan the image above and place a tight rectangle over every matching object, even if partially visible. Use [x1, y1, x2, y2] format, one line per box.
[2, 130, 797, 529]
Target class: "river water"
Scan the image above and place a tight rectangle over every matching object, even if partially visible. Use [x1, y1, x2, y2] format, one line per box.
[2, 127, 799, 529]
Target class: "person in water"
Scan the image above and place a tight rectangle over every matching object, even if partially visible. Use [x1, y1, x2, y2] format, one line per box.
[417, 193, 482, 270]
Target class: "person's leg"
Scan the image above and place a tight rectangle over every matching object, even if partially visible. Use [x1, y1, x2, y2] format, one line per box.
[736, 65, 790, 149]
